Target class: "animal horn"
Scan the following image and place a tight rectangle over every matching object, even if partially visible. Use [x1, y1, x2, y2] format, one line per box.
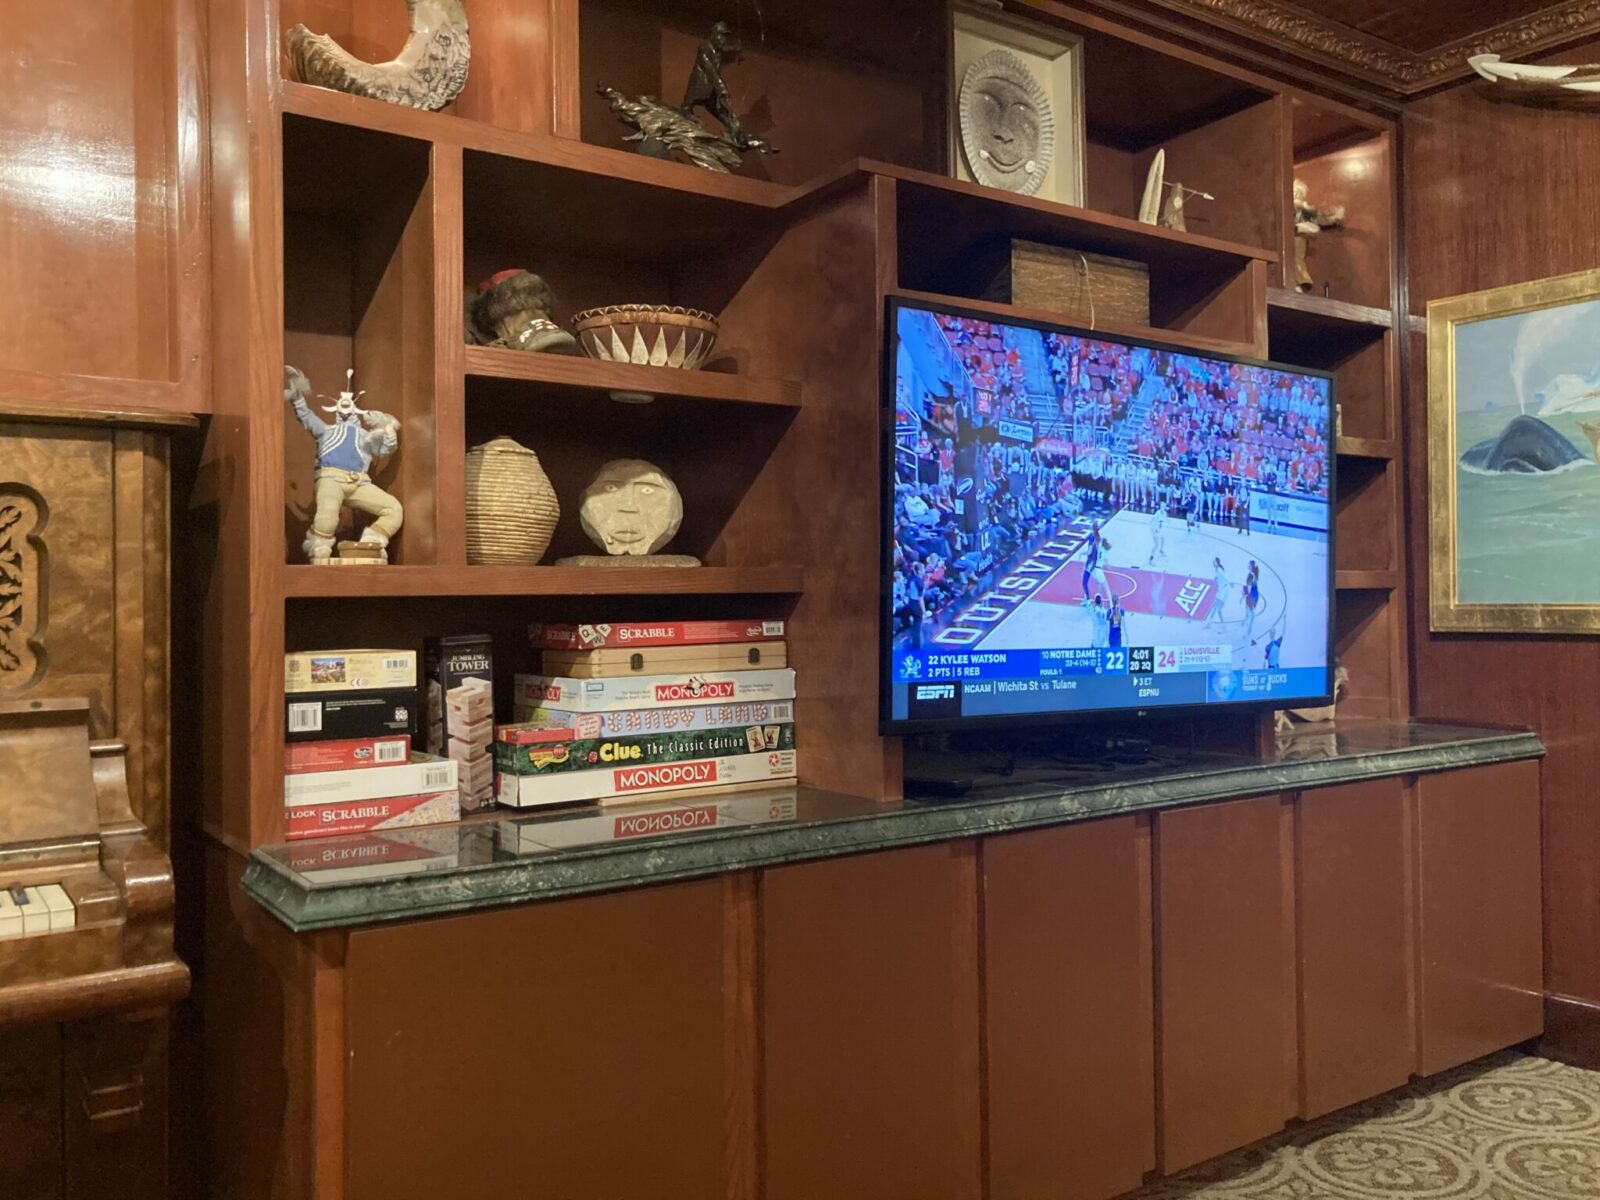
[285, 0, 471, 112]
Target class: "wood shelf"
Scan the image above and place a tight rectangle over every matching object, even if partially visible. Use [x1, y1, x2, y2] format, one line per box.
[283, 564, 806, 599]
[1335, 570, 1400, 591]
[1336, 436, 1396, 460]
[844, 160, 1279, 267]
[890, 288, 1260, 361]
[1267, 287, 1392, 330]
[281, 81, 790, 211]
[464, 346, 801, 409]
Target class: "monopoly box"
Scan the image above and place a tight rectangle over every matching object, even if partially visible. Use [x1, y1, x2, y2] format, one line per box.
[512, 669, 795, 715]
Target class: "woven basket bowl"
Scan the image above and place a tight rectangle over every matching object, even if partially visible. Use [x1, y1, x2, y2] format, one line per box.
[465, 437, 560, 565]
[571, 305, 720, 370]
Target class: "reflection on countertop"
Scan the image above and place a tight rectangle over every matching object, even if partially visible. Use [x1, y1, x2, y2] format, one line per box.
[244, 719, 1543, 932]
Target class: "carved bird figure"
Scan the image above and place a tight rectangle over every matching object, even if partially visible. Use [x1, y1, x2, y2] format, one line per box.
[285, 0, 471, 112]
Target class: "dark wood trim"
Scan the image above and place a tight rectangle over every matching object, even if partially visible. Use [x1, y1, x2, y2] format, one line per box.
[1537, 993, 1600, 1071]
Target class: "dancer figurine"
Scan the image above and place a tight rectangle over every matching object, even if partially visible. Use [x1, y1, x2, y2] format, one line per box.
[285, 365, 404, 564]
[1294, 178, 1345, 292]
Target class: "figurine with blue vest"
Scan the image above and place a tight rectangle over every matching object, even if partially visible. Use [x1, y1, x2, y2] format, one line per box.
[284, 365, 404, 563]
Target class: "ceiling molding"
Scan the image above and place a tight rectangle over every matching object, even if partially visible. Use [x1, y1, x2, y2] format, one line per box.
[1149, 0, 1600, 96]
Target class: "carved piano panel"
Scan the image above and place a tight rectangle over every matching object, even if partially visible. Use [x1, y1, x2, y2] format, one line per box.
[0, 415, 186, 1200]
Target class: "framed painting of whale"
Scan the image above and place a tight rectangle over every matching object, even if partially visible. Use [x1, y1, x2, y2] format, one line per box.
[1430, 267, 1600, 632]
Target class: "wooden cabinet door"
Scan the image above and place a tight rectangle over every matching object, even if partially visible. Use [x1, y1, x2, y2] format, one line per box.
[983, 816, 1155, 1200]
[1155, 795, 1295, 1174]
[343, 877, 742, 1200]
[761, 842, 982, 1200]
[1296, 777, 1414, 1118]
[1417, 760, 1543, 1075]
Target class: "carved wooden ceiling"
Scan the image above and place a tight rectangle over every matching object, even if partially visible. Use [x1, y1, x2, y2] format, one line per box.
[1142, 0, 1600, 96]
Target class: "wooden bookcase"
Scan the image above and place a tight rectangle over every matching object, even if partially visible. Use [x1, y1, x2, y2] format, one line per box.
[202, 0, 1410, 851]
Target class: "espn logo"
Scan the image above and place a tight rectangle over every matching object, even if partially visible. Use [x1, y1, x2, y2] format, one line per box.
[907, 681, 962, 720]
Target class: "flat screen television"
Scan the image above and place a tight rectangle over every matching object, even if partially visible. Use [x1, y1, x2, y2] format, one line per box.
[883, 297, 1335, 731]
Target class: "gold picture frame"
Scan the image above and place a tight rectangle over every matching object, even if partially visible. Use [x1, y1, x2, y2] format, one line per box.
[1429, 266, 1600, 632]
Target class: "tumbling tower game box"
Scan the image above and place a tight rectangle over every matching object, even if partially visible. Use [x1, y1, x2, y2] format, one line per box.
[424, 635, 495, 811]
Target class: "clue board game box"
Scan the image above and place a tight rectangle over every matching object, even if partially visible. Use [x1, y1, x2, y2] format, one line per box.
[423, 635, 495, 812]
[497, 723, 796, 776]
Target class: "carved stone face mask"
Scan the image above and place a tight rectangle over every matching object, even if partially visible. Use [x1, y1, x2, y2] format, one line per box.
[579, 459, 684, 556]
[960, 49, 1055, 197]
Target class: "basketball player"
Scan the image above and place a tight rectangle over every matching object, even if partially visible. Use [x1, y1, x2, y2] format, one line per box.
[1146, 506, 1167, 566]
[1243, 560, 1261, 644]
[1080, 521, 1112, 601]
[1264, 622, 1284, 670]
[1208, 556, 1230, 627]
[1108, 597, 1126, 650]
[1090, 594, 1110, 648]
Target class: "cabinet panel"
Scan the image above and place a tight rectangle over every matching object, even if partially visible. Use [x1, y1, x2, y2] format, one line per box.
[762, 843, 982, 1200]
[345, 878, 735, 1200]
[1417, 760, 1543, 1075]
[1297, 778, 1413, 1118]
[983, 817, 1155, 1200]
[1156, 795, 1295, 1174]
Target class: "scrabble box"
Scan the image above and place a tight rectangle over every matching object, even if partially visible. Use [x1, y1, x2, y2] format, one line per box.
[528, 620, 786, 651]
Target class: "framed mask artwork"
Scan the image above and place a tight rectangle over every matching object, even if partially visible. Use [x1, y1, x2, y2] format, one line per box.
[1429, 267, 1600, 632]
[949, 2, 1085, 206]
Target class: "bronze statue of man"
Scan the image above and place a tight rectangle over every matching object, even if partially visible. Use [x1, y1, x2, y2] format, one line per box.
[681, 21, 749, 149]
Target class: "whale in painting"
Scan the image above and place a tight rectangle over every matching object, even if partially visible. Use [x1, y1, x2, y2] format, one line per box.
[1460, 414, 1591, 473]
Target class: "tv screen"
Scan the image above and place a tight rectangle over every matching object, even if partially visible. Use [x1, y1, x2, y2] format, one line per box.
[883, 298, 1335, 730]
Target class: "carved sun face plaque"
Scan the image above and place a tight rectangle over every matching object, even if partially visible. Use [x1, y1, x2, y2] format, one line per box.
[578, 459, 684, 556]
[959, 49, 1054, 197]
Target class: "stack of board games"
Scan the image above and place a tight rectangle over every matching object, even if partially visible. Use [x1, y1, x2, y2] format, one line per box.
[423, 635, 495, 812]
[499, 620, 796, 809]
[283, 650, 460, 840]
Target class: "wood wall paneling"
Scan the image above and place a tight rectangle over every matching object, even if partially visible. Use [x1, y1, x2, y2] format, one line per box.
[344, 878, 738, 1200]
[983, 817, 1156, 1200]
[761, 843, 983, 1200]
[1415, 761, 1544, 1076]
[1155, 795, 1295, 1175]
[1404, 60, 1600, 1057]
[1296, 777, 1414, 1119]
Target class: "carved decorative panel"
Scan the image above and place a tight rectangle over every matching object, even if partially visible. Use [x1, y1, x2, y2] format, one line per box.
[0, 489, 45, 692]
[0, 420, 170, 840]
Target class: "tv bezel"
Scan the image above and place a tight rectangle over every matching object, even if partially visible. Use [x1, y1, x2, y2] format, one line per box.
[880, 294, 1338, 735]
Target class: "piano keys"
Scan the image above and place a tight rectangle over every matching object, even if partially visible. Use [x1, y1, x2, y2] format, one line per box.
[0, 697, 186, 1024]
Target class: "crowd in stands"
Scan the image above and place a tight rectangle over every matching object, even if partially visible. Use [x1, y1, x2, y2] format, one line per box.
[892, 431, 1080, 645]
[1132, 360, 1330, 499]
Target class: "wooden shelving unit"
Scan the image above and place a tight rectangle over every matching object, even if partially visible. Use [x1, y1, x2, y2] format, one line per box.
[463, 346, 801, 409]
[283, 564, 805, 600]
[203, 0, 1414, 850]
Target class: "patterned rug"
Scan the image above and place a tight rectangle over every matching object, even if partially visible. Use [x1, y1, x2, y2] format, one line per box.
[1137, 1052, 1600, 1198]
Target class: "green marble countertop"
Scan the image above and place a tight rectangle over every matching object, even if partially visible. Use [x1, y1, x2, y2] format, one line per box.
[244, 720, 1544, 932]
